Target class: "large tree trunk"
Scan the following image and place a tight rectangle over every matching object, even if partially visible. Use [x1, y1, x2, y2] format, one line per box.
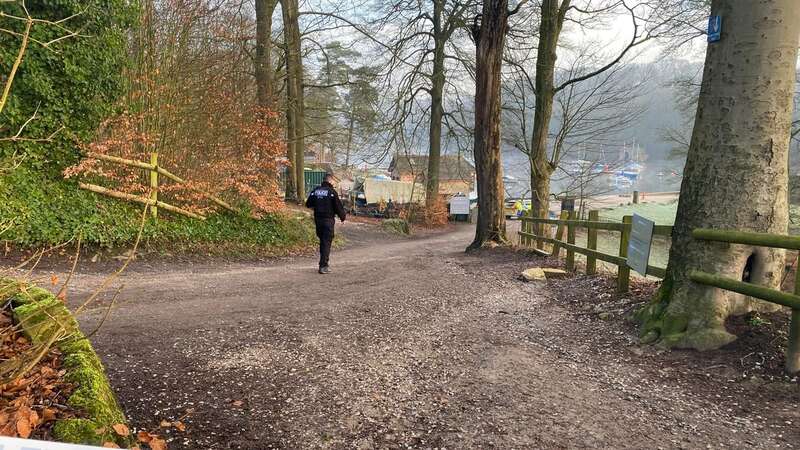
[425, 0, 446, 209]
[255, 0, 278, 110]
[529, 0, 566, 235]
[281, 0, 305, 202]
[281, 0, 297, 201]
[637, 0, 800, 350]
[292, 34, 306, 202]
[468, 0, 509, 250]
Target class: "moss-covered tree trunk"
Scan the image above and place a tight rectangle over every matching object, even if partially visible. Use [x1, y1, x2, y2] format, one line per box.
[468, 0, 511, 250]
[637, 0, 800, 350]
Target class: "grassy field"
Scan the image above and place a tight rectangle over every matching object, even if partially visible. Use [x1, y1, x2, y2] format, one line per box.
[596, 200, 678, 225]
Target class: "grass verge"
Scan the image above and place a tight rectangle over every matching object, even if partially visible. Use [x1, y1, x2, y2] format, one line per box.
[1, 168, 318, 255]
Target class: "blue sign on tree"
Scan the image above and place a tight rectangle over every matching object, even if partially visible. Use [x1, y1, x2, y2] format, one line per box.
[708, 15, 722, 42]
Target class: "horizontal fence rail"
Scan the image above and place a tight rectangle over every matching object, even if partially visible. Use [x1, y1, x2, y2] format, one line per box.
[80, 151, 241, 220]
[518, 212, 671, 292]
[693, 228, 800, 250]
[690, 270, 800, 310]
[693, 228, 800, 375]
[519, 217, 800, 374]
[78, 182, 205, 220]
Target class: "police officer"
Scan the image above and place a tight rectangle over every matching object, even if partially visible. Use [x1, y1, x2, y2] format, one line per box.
[305, 174, 346, 274]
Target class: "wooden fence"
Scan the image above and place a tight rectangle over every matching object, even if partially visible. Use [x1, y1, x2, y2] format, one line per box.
[78, 152, 239, 221]
[690, 229, 800, 374]
[518, 211, 672, 292]
[519, 216, 800, 374]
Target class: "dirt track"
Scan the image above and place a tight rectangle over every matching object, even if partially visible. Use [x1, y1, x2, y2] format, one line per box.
[59, 222, 799, 449]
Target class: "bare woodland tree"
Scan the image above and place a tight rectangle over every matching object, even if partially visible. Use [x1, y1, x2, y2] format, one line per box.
[468, 0, 529, 249]
[503, 55, 647, 205]
[377, 0, 475, 208]
[552, 153, 625, 218]
[637, 0, 800, 353]
[525, 0, 669, 222]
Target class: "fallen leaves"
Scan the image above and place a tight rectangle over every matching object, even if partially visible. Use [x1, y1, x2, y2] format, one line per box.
[112, 423, 130, 437]
[149, 437, 167, 450]
[136, 430, 152, 443]
[16, 415, 31, 438]
[159, 417, 187, 432]
[42, 408, 56, 422]
[136, 430, 167, 450]
[0, 309, 75, 439]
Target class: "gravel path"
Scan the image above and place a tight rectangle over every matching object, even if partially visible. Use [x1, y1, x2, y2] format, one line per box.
[62, 222, 798, 449]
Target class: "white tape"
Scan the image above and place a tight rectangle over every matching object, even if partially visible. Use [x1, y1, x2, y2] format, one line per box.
[0, 437, 111, 450]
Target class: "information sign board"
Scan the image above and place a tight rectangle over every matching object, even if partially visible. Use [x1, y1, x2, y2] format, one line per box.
[449, 195, 470, 215]
[627, 214, 655, 276]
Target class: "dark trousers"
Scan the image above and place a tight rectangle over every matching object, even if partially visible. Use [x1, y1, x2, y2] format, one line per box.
[315, 218, 335, 268]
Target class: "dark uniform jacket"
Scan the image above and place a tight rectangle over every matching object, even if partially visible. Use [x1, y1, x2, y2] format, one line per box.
[306, 181, 346, 221]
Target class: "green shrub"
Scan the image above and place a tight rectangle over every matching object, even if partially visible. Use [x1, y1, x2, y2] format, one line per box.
[0, 0, 136, 173]
[382, 218, 411, 235]
[0, 168, 316, 253]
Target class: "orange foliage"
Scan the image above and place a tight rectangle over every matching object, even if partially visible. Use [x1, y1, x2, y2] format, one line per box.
[65, 105, 286, 217]
[399, 196, 449, 227]
[66, 0, 289, 218]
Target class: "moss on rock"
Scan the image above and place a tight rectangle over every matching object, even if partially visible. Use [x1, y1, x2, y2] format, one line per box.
[2, 277, 130, 446]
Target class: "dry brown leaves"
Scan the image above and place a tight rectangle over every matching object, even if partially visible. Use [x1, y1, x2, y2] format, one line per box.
[0, 311, 75, 439]
[400, 196, 449, 228]
[136, 430, 168, 450]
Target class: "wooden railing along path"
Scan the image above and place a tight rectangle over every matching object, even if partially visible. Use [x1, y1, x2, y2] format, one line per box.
[518, 214, 800, 374]
[518, 211, 671, 292]
[691, 229, 800, 374]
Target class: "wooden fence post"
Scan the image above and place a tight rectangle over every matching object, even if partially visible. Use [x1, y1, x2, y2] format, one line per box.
[150, 151, 158, 220]
[566, 210, 576, 271]
[523, 210, 531, 247]
[536, 209, 545, 250]
[587, 210, 599, 275]
[618, 215, 632, 292]
[787, 251, 800, 374]
[551, 211, 569, 258]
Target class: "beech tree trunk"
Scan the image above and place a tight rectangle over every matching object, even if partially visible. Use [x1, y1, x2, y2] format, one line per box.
[255, 0, 278, 110]
[528, 0, 566, 223]
[637, 0, 800, 350]
[281, 0, 305, 202]
[281, 1, 297, 201]
[425, 0, 446, 209]
[468, 0, 510, 250]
